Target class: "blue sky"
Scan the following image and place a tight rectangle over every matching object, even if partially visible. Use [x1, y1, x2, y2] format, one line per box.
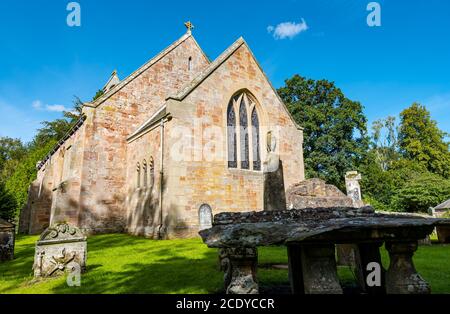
[1, 0, 449, 142]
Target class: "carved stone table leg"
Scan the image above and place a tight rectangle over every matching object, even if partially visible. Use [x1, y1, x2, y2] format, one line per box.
[336, 244, 357, 266]
[287, 244, 304, 294]
[219, 247, 258, 294]
[385, 241, 430, 294]
[300, 244, 343, 294]
[354, 242, 385, 294]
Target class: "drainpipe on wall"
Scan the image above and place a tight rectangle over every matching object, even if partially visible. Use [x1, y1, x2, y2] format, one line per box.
[157, 117, 168, 239]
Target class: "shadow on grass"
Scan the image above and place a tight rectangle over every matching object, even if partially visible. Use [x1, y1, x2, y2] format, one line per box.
[49, 251, 223, 294]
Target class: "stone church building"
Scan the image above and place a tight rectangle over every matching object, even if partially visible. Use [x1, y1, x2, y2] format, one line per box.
[20, 25, 305, 238]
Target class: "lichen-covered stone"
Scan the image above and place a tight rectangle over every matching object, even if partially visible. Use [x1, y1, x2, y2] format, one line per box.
[286, 179, 354, 210]
[33, 223, 87, 278]
[0, 218, 15, 262]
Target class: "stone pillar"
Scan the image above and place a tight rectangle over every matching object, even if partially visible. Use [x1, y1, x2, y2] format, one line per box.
[354, 242, 385, 294]
[219, 247, 258, 294]
[337, 171, 364, 267]
[263, 132, 286, 211]
[300, 244, 343, 294]
[287, 244, 304, 294]
[345, 171, 364, 208]
[385, 241, 430, 294]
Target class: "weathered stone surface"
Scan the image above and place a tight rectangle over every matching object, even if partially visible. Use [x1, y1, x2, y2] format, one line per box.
[385, 241, 430, 294]
[300, 244, 343, 294]
[287, 179, 354, 210]
[219, 247, 258, 294]
[436, 225, 450, 243]
[336, 244, 357, 266]
[0, 218, 15, 262]
[200, 207, 449, 248]
[345, 171, 364, 208]
[33, 223, 87, 278]
[200, 205, 450, 295]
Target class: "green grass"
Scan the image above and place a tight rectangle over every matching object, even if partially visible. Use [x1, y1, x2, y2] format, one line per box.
[0, 234, 449, 294]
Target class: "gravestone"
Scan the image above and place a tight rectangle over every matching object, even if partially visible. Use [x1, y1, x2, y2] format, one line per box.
[0, 218, 15, 262]
[199, 204, 213, 231]
[345, 171, 364, 208]
[33, 223, 87, 278]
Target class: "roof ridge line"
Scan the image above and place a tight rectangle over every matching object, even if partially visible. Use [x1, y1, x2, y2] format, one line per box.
[167, 37, 245, 101]
[90, 32, 193, 108]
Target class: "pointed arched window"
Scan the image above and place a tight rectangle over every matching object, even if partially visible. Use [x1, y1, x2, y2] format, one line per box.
[136, 162, 141, 188]
[227, 101, 237, 168]
[227, 91, 262, 171]
[239, 97, 249, 169]
[252, 108, 261, 171]
[142, 160, 148, 188]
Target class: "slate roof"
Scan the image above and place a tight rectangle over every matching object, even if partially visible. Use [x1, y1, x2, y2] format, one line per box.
[435, 199, 450, 210]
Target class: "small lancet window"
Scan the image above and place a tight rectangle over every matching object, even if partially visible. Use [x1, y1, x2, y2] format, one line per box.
[188, 57, 192, 71]
[149, 157, 155, 187]
[142, 160, 148, 188]
[136, 162, 141, 188]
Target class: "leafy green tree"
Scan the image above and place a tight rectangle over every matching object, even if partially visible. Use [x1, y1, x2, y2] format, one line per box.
[278, 75, 369, 188]
[391, 172, 450, 213]
[398, 103, 450, 177]
[4, 140, 56, 220]
[371, 116, 399, 171]
[31, 97, 83, 148]
[92, 89, 104, 101]
[0, 137, 26, 176]
[0, 182, 16, 221]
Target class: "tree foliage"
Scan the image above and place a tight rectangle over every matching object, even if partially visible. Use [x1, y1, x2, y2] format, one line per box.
[0, 181, 16, 221]
[0, 96, 83, 222]
[391, 172, 450, 213]
[398, 103, 450, 177]
[361, 104, 449, 213]
[278, 74, 369, 188]
[4, 140, 56, 218]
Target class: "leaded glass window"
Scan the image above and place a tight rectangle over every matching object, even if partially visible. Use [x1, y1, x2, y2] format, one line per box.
[251, 108, 261, 171]
[239, 97, 249, 169]
[227, 101, 237, 168]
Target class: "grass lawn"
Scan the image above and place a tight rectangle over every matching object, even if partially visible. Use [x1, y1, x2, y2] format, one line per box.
[0, 234, 449, 294]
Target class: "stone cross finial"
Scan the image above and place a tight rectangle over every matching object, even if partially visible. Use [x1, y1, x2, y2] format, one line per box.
[184, 21, 194, 33]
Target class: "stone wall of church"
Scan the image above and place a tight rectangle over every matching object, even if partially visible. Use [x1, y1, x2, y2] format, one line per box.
[125, 126, 163, 237]
[20, 121, 86, 234]
[160, 43, 305, 238]
[77, 36, 210, 234]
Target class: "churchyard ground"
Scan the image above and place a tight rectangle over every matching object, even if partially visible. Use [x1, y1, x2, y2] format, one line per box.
[1, 234, 449, 294]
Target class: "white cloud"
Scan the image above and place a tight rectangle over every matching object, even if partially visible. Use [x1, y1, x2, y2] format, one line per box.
[46, 104, 68, 112]
[32, 100, 69, 112]
[267, 19, 309, 40]
[32, 100, 43, 109]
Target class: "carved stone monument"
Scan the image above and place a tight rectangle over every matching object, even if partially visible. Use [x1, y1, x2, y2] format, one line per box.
[33, 223, 87, 278]
[263, 131, 286, 211]
[0, 218, 15, 262]
[345, 171, 364, 208]
[219, 247, 258, 294]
